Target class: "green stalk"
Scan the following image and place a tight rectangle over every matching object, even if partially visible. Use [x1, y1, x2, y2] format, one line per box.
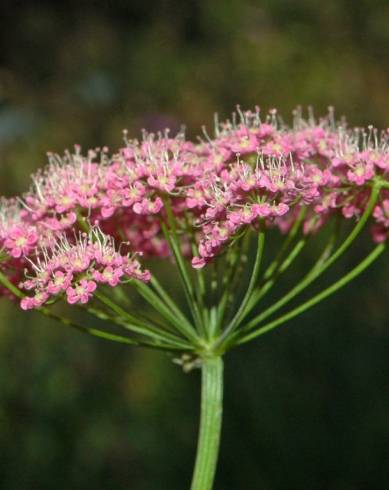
[160, 220, 204, 332]
[94, 291, 192, 349]
[0, 270, 24, 298]
[161, 198, 204, 331]
[216, 231, 265, 347]
[80, 303, 194, 351]
[0, 271, 177, 351]
[150, 276, 194, 328]
[214, 235, 246, 335]
[190, 356, 224, 490]
[238, 243, 385, 344]
[134, 280, 200, 343]
[262, 206, 306, 280]
[185, 211, 207, 324]
[315, 185, 380, 270]
[241, 237, 306, 322]
[39, 307, 139, 346]
[40, 307, 192, 352]
[243, 185, 380, 331]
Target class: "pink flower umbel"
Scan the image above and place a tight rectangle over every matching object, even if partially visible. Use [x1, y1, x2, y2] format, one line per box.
[0, 106, 388, 490]
[14, 227, 150, 309]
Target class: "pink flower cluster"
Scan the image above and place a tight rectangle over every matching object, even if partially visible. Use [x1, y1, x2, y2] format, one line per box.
[184, 109, 389, 266]
[0, 106, 389, 297]
[18, 228, 150, 310]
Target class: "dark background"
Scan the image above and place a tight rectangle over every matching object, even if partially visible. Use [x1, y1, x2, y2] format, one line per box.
[0, 1, 388, 489]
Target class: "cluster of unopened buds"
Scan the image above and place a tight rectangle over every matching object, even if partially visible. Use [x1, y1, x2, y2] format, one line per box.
[1, 106, 388, 490]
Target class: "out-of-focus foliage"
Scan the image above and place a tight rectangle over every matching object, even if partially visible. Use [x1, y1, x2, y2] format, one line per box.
[0, 1, 388, 489]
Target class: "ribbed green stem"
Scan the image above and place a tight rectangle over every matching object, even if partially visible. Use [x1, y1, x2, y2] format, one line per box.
[190, 357, 224, 490]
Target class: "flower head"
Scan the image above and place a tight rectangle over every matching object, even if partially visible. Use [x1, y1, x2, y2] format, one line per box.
[0, 106, 387, 303]
[17, 227, 150, 308]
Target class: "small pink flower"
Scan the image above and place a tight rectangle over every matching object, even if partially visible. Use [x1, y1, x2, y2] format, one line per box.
[273, 203, 289, 216]
[66, 279, 97, 304]
[44, 212, 77, 231]
[4, 226, 38, 258]
[20, 291, 49, 310]
[147, 173, 176, 192]
[373, 200, 389, 224]
[252, 203, 272, 218]
[186, 185, 207, 209]
[192, 257, 206, 269]
[342, 202, 359, 219]
[123, 182, 146, 205]
[371, 224, 388, 243]
[94, 249, 123, 267]
[347, 162, 375, 186]
[101, 206, 115, 219]
[68, 253, 91, 273]
[93, 266, 123, 287]
[47, 271, 72, 295]
[123, 259, 151, 282]
[133, 197, 163, 215]
[55, 193, 77, 213]
[100, 189, 127, 218]
[20, 297, 36, 310]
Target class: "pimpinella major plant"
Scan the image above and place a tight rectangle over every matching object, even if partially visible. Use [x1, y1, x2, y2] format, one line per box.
[0, 107, 388, 489]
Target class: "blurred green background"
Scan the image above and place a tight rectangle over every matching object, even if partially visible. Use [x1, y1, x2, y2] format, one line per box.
[1, 1, 388, 489]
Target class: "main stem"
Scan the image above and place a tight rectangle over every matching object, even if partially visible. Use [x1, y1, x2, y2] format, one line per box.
[190, 356, 224, 490]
